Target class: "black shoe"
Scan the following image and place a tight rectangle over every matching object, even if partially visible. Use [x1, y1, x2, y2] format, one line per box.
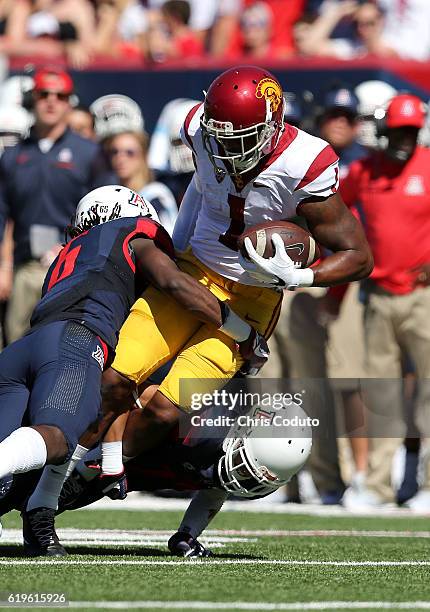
[168, 531, 213, 558]
[57, 469, 95, 514]
[22, 507, 67, 557]
[57, 468, 127, 514]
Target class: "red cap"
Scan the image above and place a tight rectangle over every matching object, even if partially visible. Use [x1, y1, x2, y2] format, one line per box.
[385, 94, 426, 129]
[33, 68, 74, 95]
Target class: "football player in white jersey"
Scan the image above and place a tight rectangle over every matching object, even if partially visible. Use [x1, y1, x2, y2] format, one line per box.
[87, 65, 373, 474]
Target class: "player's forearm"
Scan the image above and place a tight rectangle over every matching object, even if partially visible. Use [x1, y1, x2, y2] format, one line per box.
[165, 272, 251, 340]
[312, 248, 373, 287]
[299, 195, 374, 286]
[163, 271, 224, 325]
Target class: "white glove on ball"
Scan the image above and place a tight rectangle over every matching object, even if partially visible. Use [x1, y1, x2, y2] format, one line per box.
[240, 233, 314, 291]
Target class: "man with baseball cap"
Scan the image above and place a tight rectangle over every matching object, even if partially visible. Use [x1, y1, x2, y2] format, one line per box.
[33, 68, 74, 98]
[0, 67, 100, 343]
[382, 93, 427, 161]
[340, 92, 430, 510]
[317, 87, 366, 178]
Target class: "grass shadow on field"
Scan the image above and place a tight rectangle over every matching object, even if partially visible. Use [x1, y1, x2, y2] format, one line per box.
[208, 552, 262, 560]
[0, 544, 263, 560]
[57, 548, 262, 560]
[0, 545, 173, 558]
[66, 546, 172, 556]
[0, 545, 25, 557]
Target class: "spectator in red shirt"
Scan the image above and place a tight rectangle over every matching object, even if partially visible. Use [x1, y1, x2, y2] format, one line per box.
[159, 0, 204, 59]
[340, 93, 430, 510]
[236, 1, 274, 59]
[264, 0, 305, 56]
[214, 0, 304, 59]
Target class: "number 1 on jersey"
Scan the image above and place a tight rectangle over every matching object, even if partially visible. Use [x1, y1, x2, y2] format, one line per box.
[218, 193, 246, 251]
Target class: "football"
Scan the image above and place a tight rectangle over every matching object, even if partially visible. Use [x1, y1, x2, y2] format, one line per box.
[238, 221, 321, 268]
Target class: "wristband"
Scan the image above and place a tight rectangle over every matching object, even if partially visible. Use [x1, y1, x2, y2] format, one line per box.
[219, 304, 251, 342]
[290, 268, 314, 289]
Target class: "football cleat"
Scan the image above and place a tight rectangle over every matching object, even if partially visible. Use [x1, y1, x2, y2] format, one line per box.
[22, 507, 67, 557]
[57, 467, 97, 513]
[167, 531, 213, 558]
[57, 467, 127, 514]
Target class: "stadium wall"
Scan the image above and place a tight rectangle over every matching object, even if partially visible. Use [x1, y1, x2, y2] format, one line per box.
[10, 57, 430, 133]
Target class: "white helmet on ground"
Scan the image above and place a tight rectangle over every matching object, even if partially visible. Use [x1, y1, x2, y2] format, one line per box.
[90, 94, 145, 140]
[218, 401, 312, 498]
[73, 185, 159, 233]
[354, 80, 397, 148]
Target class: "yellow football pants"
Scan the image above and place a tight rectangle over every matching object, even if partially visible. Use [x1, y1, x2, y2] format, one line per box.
[112, 249, 282, 410]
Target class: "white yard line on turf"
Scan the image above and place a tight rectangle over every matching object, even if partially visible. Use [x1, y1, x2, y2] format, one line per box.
[1, 559, 430, 567]
[2, 528, 429, 545]
[0, 529, 255, 547]
[88, 493, 430, 518]
[205, 529, 430, 538]
[65, 601, 430, 610]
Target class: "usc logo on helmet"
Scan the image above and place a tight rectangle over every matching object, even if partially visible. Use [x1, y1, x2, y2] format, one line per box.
[255, 78, 282, 113]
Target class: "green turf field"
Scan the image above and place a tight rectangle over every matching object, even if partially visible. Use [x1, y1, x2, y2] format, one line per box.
[1, 507, 430, 611]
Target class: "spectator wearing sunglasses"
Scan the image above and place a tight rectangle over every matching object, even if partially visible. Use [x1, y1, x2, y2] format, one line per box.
[0, 67, 101, 344]
[107, 130, 177, 234]
[230, 2, 274, 59]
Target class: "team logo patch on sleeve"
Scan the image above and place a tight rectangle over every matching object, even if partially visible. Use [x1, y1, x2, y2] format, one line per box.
[255, 78, 282, 113]
[92, 345, 105, 370]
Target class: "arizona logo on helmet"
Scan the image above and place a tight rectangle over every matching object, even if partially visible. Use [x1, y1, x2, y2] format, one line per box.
[128, 191, 145, 207]
[255, 78, 283, 113]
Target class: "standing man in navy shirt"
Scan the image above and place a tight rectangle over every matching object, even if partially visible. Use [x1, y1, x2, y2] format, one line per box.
[0, 67, 100, 343]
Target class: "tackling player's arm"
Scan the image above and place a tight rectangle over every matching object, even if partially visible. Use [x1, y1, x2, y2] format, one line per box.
[297, 191, 373, 286]
[132, 237, 269, 368]
[133, 237, 225, 327]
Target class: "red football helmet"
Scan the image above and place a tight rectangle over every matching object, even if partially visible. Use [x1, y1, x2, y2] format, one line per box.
[201, 66, 285, 176]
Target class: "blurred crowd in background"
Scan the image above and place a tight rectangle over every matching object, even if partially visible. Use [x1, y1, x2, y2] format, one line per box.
[0, 0, 427, 68]
[0, 52, 430, 513]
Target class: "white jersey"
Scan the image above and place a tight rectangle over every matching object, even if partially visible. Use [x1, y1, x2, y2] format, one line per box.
[180, 103, 339, 285]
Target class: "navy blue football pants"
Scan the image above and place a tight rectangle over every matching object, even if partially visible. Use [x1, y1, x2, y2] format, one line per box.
[0, 320, 105, 458]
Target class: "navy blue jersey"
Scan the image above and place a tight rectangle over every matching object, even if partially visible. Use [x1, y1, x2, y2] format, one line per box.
[0, 128, 101, 263]
[30, 216, 174, 352]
